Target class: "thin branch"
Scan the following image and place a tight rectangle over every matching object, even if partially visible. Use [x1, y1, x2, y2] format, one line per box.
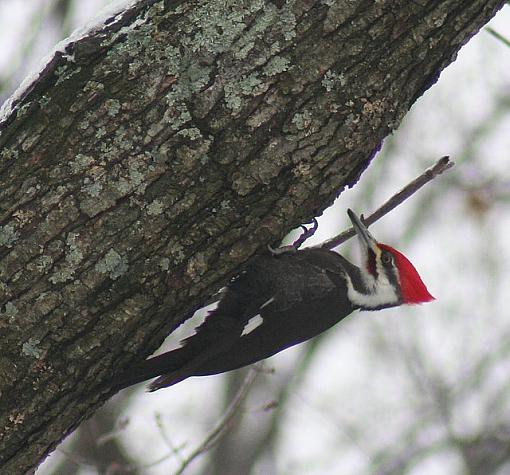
[319, 156, 454, 250]
[154, 412, 186, 464]
[172, 366, 260, 475]
[486, 27, 510, 48]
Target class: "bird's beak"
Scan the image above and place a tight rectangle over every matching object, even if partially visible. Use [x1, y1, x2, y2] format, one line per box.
[347, 209, 379, 254]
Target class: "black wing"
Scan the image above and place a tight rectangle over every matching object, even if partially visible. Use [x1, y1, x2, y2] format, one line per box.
[114, 248, 359, 391]
[187, 248, 361, 377]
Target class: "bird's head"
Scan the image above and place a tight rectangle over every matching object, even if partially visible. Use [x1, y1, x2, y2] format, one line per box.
[347, 209, 435, 310]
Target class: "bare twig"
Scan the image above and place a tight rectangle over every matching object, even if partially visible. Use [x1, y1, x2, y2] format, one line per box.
[128, 367, 260, 473]
[486, 27, 510, 48]
[154, 412, 186, 464]
[173, 366, 260, 475]
[319, 156, 453, 250]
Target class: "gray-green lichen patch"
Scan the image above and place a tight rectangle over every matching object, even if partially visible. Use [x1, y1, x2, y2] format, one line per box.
[4, 302, 18, 318]
[292, 110, 313, 130]
[146, 199, 164, 216]
[35, 255, 53, 272]
[14, 101, 33, 121]
[224, 73, 268, 111]
[95, 249, 129, 280]
[0, 224, 19, 248]
[165, 98, 192, 131]
[279, 7, 297, 41]
[171, 0, 297, 116]
[321, 70, 346, 92]
[159, 257, 170, 271]
[180, 0, 266, 54]
[177, 127, 204, 141]
[233, 6, 281, 60]
[54, 64, 81, 87]
[49, 267, 75, 285]
[78, 153, 157, 217]
[0, 281, 8, 296]
[49, 233, 84, 284]
[69, 154, 95, 174]
[82, 179, 103, 197]
[263, 56, 291, 76]
[105, 98, 121, 116]
[96, 126, 107, 139]
[78, 117, 91, 131]
[83, 80, 105, 94]
[22, 338, 43, 359]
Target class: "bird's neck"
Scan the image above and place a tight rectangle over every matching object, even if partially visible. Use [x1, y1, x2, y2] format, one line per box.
[344, 267, 401, 310]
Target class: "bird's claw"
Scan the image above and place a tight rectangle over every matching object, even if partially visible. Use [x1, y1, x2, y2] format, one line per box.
[268, 218, 319, 255]
[292, 217, 319, 249]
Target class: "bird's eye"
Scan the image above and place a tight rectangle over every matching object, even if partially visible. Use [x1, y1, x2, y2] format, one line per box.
[381, 252, 393, 265]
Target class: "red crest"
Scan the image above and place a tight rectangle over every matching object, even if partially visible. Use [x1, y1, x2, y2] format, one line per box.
[378, 244, 435, 304]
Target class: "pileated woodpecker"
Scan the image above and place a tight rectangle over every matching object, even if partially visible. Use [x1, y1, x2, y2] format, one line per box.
[115, 209, 434, 391]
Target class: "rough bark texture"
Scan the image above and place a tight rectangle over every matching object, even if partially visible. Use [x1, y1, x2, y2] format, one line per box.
[0, 0, 504, 472]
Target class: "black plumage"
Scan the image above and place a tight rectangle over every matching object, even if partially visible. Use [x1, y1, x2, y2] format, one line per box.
[114, 209, 434, 392]
[115, 248, 362, 391]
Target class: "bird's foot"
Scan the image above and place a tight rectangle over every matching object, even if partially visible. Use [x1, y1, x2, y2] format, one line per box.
[268, 218, 319, 255]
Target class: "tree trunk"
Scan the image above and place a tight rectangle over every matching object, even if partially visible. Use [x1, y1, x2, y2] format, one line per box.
[0, 0, 504, 472]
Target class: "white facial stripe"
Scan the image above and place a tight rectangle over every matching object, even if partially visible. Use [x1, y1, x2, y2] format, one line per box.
[241, 314, 264, 336]
[346, 274, 399, 309]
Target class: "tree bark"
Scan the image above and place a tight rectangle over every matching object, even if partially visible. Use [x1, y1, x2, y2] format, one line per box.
[0, 0, 504, 472]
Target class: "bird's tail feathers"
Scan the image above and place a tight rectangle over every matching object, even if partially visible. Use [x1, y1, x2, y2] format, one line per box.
[113, 346, 191, 391]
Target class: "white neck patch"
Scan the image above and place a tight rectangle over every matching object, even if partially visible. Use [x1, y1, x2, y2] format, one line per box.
[345, 271, 400, 309]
